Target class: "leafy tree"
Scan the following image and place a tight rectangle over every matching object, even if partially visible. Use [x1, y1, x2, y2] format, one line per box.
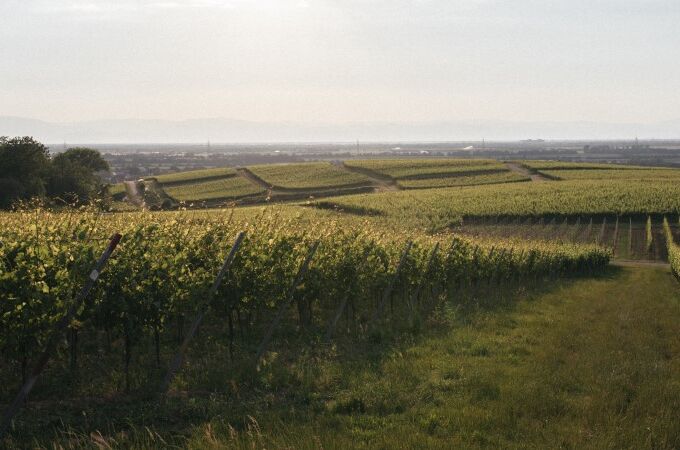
[48, 147, 110, 203]
[0, 136, 51, 207]
[54, 147, 109, 172]
[0, 138, 110, 207]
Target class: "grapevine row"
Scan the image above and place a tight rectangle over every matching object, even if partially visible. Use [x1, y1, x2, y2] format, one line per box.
[0, 208, 610, 397]
[663, 217, 680, 279]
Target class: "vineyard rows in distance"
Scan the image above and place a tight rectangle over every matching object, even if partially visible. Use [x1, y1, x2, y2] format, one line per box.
[108, 158, 680, 214]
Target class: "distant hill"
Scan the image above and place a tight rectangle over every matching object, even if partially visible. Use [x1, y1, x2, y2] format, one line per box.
[1, 115, 679, 143]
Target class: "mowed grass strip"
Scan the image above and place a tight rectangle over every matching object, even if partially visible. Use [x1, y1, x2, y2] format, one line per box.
[164, 177, 264, 201]
[152, 167, 237, 185]
[179, 267, 680, 449]
[345, 158, 504, 179]
[398, 171, 529, 189]
[247, 162, 372, 190]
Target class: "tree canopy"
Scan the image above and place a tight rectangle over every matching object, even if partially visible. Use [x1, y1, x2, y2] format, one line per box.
[0, 137, 109, 208]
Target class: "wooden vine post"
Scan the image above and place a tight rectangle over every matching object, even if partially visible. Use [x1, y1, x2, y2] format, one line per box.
[628, 217, 633, 257]
[372, 241, 413, 324]
[254, 241, 320, 365]
[597, 217, 607, 246]
[408, 243, 440, 312]
[0, 233, 122, 439]
[325, 244, 375, 342]
[613, 216, 620, 256]
[162, 231, 246, 393]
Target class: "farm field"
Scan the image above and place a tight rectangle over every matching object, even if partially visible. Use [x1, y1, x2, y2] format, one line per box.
[458, 215, 679, 261]
[246, 162, 373, 190]
[344, 158, 505, 179]
[323, 179, 680, 228]
[2, 158, 680, 448]
[164, 176, 265, 202]
[115, 158, 680, 208]
[398, 171, 529, 189]
[342, 158, 527, 190]
[519, 161, 655, 171]
[539, 168, 680, 181]
[151, 167, 237, 185]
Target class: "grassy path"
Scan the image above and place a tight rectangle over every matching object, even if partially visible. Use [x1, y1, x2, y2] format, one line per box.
[200, 267, 680, 449]
[504, 162, 550, 182]
[9, 268, 680, 448]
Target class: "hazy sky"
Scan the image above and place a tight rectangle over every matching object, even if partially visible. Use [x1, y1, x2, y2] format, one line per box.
[2, 0, 680, 125]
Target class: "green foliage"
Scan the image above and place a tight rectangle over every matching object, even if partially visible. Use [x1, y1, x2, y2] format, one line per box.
[326, 179, 680, 226]
[398, 171, 528, 189]
[151, 167, 237, 185]
[0, 207, 609, 396]
[54, 147, 109, 173]
[0, 136, 51, 207]
[0, 137, 109, 208]
[663, 217, 680, 277]
[345, 158, 504, 179]
[520, 160, 654, 170]
[164, 177, 264, 202]
[540, 169, 680, 181]
[247, 162, 372, 190]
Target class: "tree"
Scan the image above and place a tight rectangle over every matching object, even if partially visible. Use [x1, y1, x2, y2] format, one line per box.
[54, 147, 109, 172]
[0, 138, 110, 208]
[48, 147, 110, 203]
[0, 136, 51, 208]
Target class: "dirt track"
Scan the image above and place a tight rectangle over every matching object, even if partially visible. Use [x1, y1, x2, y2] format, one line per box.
[124, 180, 145, 207]
[505, 162, 550, 182]
[610, 259, 671, 269]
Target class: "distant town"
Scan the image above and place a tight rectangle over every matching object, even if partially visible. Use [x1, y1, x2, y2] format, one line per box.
[51, 139, 680, 184]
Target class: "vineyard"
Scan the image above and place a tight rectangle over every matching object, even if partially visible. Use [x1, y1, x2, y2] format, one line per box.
[3, 158, 680, 447]
[110, 159, 680, 211]
[0, 206, 609, 442]
[246, 162, 373, 190]
[664, 217, 680, 277]
[397, 171, 528, 189]
[151, 167, 238, 185]
[343, 159, 506, 179]
[519, 161, 653, 171]
[458, 215, 680, 262]
[538, 169, 680, 181]
[323, 179, 680, 224]
[163, 177, 265, 202]
[342, 158, 530, 190]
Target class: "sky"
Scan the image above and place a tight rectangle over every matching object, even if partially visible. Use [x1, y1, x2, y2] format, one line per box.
[1, 0, 680, 127]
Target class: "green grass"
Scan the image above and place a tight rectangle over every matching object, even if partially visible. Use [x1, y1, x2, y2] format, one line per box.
[345, 159, 503, 179]
[152, 167, 237, 185]
[164, 177, 264, 202]
[172, 266, 680, 449]
[107, 183, 126, 196]
[247, 162, 372, 190]
[8, 267, 680, 448]
[398, 172, 529, 189]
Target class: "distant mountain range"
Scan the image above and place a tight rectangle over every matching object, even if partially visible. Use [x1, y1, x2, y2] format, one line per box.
[1, 116, 679, 143]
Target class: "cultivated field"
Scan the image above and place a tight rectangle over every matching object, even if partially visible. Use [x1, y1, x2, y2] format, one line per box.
[3, 158, 680, 448]
[164, 177, 265, 202]
[151, 167, 238, 185]
[397, 171, 528, 189]
[344, 158, 505, 178]
[247, 162, 373, 190]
